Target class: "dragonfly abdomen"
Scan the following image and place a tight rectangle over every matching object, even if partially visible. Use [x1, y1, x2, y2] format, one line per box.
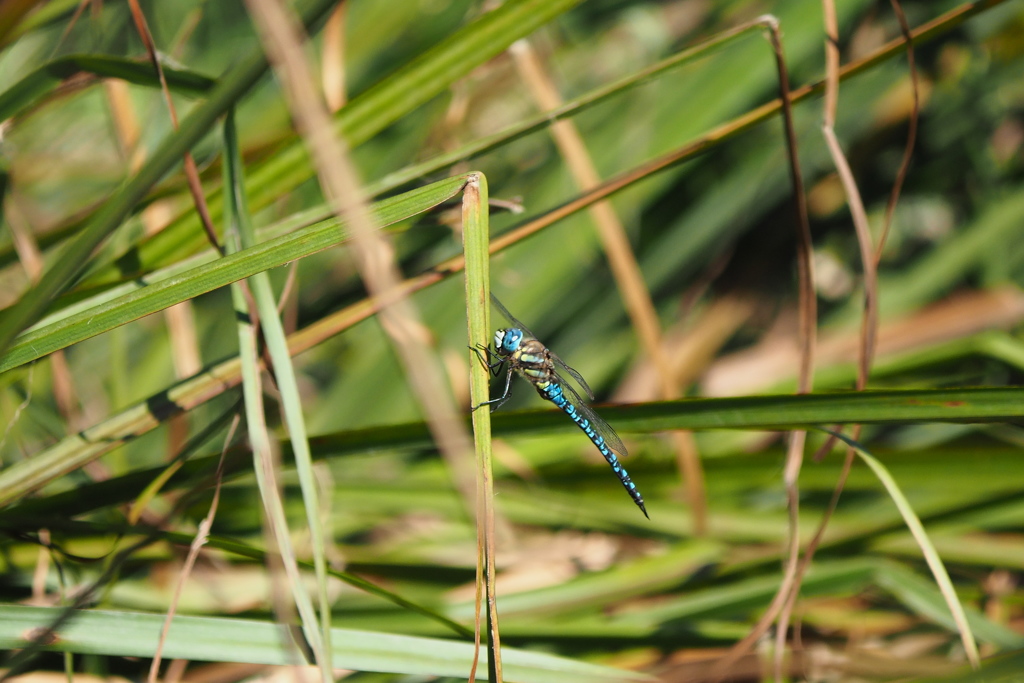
[539, 382, 648, 517]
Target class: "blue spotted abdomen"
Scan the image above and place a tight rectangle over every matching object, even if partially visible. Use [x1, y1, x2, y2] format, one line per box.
[538, 381, 647, 515]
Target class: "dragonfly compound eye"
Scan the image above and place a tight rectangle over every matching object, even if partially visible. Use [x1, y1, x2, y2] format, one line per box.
[497, 328, 523, 354]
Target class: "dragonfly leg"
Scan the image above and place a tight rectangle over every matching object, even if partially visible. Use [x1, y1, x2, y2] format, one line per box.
[471, 366, 514, 412]
[469, 344, 504, 376]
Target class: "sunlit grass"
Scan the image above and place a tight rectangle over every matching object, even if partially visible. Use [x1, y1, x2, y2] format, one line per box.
[0, 0, 1023, 681]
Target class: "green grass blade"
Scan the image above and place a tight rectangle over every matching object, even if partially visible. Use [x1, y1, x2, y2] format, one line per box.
[461, 172, 495, 677]
[0, 606, 649, 683]
[222, 111, 327, 671]
[0, 509, 471, 637]
[874, 563, 1024, 650]
[0, 175, 469, 373]
[828, 430, 980, 666]
[449, 541, 721, 620]
[91, 0, 585, 281]
[633, 559, 877, 624]
[224, 108, 333, 676]
[364, 17, 770, 195]
[7, 385, 1024, 511]
[543, 388, 1024, 432]
[0, 54, 216, 121]
[0, 0, 341, 357]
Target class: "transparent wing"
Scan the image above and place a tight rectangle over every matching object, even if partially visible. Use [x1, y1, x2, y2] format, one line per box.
[491, 293, 595, 399]
[553, 370, 628, 458]
[490, 293, 538, 339]
[549, 354, 594, 400]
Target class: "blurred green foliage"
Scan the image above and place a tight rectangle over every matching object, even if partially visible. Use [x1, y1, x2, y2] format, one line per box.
[1, 0, 1024, 680]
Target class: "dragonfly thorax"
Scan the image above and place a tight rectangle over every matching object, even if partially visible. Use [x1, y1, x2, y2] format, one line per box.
[494, 328, 524, 356]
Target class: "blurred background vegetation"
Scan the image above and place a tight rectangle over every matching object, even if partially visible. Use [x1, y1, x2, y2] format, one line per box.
[1, 0, 1024, 680]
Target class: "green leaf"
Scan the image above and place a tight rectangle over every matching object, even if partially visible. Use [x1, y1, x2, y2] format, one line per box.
[87, 0, 587, 283]
[0, 605, 650, 683]
[0, 54, 216, 121]
[875, 563, 1024, 650]
[0, 0, 341, 358]
[0, 175, 469, 374]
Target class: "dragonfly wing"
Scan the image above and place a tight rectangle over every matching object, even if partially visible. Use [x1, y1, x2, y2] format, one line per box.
[492, 294, 595, 398]
[550, 353, 595, 400]
[490, 293, 539, 340]
[555, 371, 628, 458]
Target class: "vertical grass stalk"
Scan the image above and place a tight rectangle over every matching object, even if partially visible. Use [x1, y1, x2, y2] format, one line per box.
[223, 110, 331, 677]
[461, 174, 501, 682]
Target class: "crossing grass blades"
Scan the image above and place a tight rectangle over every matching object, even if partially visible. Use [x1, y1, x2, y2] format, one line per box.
[472, 294, 648, 518]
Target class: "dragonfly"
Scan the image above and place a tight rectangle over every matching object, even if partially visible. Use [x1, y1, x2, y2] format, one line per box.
[473, 294, 648, 518]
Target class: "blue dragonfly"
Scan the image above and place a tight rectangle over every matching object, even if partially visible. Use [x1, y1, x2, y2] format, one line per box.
[473, 294, 648, 518]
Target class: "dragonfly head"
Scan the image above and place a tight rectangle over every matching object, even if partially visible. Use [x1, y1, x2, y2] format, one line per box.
[494, 328, 523, 356]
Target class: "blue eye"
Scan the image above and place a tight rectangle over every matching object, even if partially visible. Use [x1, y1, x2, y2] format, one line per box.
[496, 328, 523, 354]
